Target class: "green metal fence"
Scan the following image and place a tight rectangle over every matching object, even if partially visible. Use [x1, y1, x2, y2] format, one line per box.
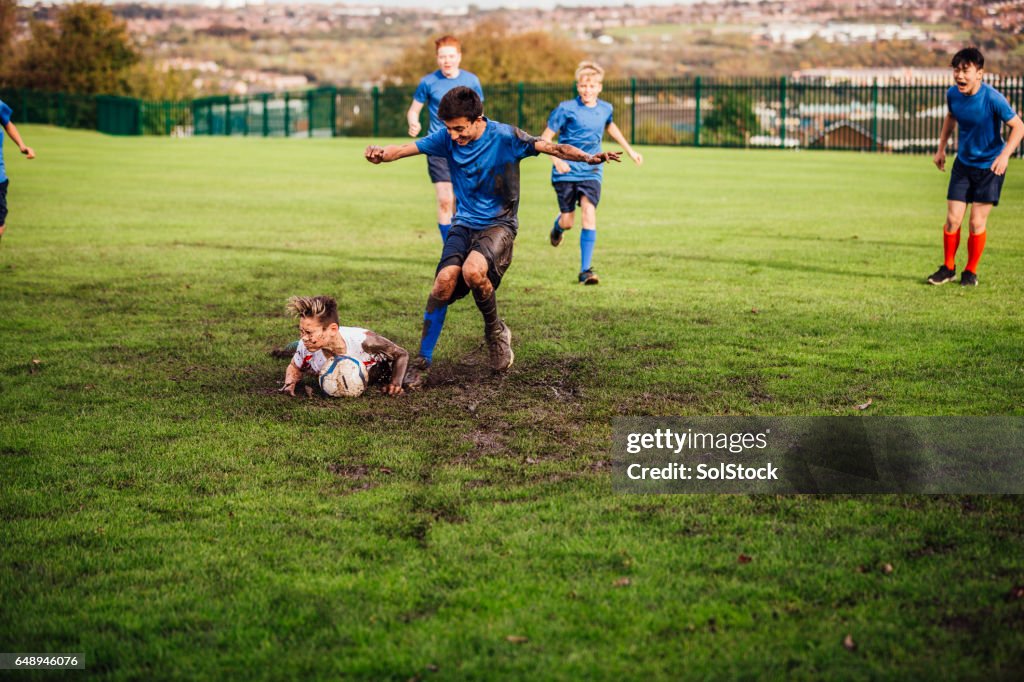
[5, 76, 1024, 156]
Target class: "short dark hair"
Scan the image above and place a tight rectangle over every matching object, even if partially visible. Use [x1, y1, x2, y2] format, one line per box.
[438, 86, 483, 122]
[952, 47, 984, 70]
[286, 295, 339, 328]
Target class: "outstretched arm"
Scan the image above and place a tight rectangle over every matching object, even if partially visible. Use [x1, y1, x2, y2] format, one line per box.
[365, 142, 421, 164]
[406, 100, 424, 137]
[540, 127, 571, 174]
[362, 332, 410, 396]
[2, 121, 35, 159]
[606, 122, 642, 166]
[992, 115, 1024, 176]
[534, 138, 620, 165]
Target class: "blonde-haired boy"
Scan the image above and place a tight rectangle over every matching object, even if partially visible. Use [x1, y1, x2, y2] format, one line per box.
[540, 61, 642, 284]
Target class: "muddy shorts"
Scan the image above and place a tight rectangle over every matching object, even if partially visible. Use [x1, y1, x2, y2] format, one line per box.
[427, 155, 451, 184]
[436, 224, 515, 303]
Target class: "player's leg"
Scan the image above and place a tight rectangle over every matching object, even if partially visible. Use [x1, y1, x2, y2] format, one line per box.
[0, 179, 8, 244]
[428, 157, 454, 243]
[405, 265, 460, 389]
[435, 181, 455, 243]
[550, 182, 576, 247]
[959, 161, 1004, 286]
[463, 227, 515, 371]
[928, 198, 967, 285]
[405, 227, 473, 389]
[961, 202, 994, 286]
[578, 183, 601, 285]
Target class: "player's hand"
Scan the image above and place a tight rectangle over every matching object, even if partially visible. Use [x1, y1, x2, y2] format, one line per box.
[933, 149, 946, 171]
[365, 145, 386, 164]
[382, 383, 405, 396]
[408, 121, 421, 137]
[279, 382, 297, 397]
[991, 154, 1010, 176]
[20, 146, 34, 160]
[553, 159, 571, 174]
[587, 151, 621, 165]
[630, 150, 643, 166]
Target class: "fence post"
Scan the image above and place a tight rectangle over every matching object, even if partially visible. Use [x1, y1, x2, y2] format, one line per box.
[779, 76, 787, 149]
[308, 89, 314, 138]
[517, 82, 525, 129]
[372, 86, 379, 137]
[330, 87, 337, 137]
[871, 78, 879, 152]
[225, 97, 232, 136]
[284, 92, 291, 137]
[262, 93, 269, 137]
[630, 77, 637, 145]
[695, 76, 702, 147]
[207, 99, 214, 137]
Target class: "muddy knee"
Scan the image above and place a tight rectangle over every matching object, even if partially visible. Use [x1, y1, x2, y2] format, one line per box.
[432, 267, 460, 300]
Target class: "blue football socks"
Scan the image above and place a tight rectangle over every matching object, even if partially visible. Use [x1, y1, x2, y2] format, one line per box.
[551, 215, 563, 237]
[580, 228, 597, 272]
[418, 297, 448, 363]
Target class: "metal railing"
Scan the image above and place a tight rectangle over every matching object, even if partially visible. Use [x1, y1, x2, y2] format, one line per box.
[5, 76, 1024, 156]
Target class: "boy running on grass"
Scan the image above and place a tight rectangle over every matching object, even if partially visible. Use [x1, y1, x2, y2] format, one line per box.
[0, 98, 36, 244]
[541, 61, 642, 285]
[406, 35, 485, 245]
[279, 296, 410, 397]
[366, 87, 619, 387]
[928, 47, 1023, 287]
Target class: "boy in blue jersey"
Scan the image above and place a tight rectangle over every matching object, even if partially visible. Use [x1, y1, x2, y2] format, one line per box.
[367, 87, 619, 387]
[541, 62, 642, 285]
[0, 99, 36, 244]
[927, 47, 1023, 287]
[406, 35, 485, 245]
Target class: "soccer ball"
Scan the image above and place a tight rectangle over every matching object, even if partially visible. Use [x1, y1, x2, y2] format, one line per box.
[318, 355, 368, 398]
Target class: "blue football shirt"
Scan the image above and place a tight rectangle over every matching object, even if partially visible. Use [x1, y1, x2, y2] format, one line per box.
[0, 100, 12, 183]
[947, 82, 1018, 168]
[415, 119, 540, 233]
[546, 97, 614, 183]
[413, 70, 485, 136]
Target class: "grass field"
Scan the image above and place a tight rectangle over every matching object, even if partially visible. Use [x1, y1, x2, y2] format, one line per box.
[2, 125, 1023, 680]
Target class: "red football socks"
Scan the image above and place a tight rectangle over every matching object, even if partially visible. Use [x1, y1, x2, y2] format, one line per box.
[942, 228, 961, 270]
[966, 231, 987, 274]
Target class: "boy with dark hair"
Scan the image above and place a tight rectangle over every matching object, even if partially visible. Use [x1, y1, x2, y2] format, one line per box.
[0, 98, 36, 244]
[927, 47, 1023, 287]
[541, 61, 642, 285]
[366, 86, 619, 387]
[279, 296, 410, 397]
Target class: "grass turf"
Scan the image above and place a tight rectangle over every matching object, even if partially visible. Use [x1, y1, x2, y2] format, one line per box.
[1, 126, 1022, 680]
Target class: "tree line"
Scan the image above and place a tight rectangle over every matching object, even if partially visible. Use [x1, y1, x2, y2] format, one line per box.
[0, 1, 193, 100]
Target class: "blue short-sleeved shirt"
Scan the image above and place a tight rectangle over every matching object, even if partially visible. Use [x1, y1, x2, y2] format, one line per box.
[414, 70, 485, 136]
[415, 119, 540, 233]
[0, 100, 12, 183]
[948, 82, 1018, 169]
[546, 97, 614, 184]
